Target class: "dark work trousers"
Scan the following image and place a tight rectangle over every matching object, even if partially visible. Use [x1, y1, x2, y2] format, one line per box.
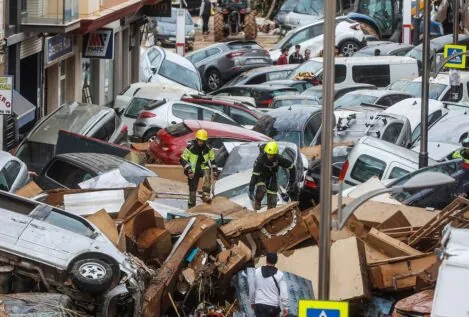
[254, 175, 278, 210]
[254, 304, 281, 317]
[202, 14, 210, 33]
[187, 169, 212, 208]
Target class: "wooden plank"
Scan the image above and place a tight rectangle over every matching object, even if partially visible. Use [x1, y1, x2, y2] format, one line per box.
[368, 253, 437, 290]
[86, 209, 118, 245]
[376, 210, 411, 230]
[367, 228, 422, 258]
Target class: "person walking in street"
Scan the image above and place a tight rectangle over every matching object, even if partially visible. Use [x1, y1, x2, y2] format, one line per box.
[248, 141, 296, 211]
[250, 252, 289, 317]
[277, 48, 289, 65]
[289, 44, 304, 64]
[180, 129, 218, 208]
[304, 48, 311, 60]
[200, 0, 213, 40]
[452, 137, 469, 165]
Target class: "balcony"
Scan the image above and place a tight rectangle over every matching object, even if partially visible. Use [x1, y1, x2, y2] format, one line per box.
[22, 0, 80, 33]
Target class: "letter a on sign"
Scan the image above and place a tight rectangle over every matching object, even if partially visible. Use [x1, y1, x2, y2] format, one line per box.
[299, 300, 348, 317]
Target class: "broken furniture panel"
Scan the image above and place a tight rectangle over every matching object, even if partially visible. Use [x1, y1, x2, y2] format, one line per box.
[137, 228, 172, 261]
[368, 253, 437, 291]
[367, 228, 422, 258]
[118, 183, 155, 219]
[15, 181, 43, 198]
[86, 209, 119, 246]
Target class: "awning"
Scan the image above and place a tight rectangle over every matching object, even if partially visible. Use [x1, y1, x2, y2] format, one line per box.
[13, 90, 36, 129]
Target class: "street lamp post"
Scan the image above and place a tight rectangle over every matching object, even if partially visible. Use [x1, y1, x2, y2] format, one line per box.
[336, 171, 456, 229]
[420, 0, 431, 169]
[318, 0, 336, 301]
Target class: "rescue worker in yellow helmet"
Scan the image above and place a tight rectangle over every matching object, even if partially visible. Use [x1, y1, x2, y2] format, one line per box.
[248, 141, 296, 210]
[452, 138, 469, 166]
[180, 129, 218, 208]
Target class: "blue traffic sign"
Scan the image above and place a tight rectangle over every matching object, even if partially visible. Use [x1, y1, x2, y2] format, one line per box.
[307, 308, 340, 317]
[299, 300, 348, 317]
[444, 44, 467, 69]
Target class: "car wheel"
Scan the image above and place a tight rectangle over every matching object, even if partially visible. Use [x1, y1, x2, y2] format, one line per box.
[143, 128, 160, 142]
[339, 40, 360, 57]
[206, 69, 222, 91]
[71, 259, 114, 295]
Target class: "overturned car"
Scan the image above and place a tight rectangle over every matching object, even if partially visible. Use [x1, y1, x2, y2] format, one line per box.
[0, 191, 151, 316]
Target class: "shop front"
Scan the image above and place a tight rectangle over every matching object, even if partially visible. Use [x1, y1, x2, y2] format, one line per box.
[44, 34, 80, 114]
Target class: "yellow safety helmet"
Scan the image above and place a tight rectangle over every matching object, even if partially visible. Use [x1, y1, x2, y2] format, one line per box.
[195, 129, 208, 141]
[264, 141, 279, 155]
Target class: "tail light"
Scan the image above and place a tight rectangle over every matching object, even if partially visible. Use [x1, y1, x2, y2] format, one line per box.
[338, 160, 349, 181]
[463, 162, 469, 170]
[260, 98, 273, 107]
[349, 23, 360, 30]
[304, 177, 318, 189]
[226, 51, 246, 59]
[120, 124, 128, 134]
[138, 111, 157, 119]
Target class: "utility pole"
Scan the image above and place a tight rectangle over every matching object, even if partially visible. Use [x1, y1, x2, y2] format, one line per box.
[403, 0, 413, 44]
[318, 0, 335, 301]
[419, 0, 430, 168]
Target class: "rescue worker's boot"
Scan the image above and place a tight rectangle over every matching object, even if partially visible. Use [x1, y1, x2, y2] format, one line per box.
[188, 191, 197, 208]
[267, 193, 278, 210]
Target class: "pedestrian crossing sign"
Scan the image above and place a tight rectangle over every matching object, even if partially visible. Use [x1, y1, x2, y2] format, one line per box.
[299, 300, 348, 317]
[444, 44, 467, 69]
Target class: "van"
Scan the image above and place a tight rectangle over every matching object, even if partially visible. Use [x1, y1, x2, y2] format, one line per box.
[289, 56, 419, 88]
[340, 136, 437, 187]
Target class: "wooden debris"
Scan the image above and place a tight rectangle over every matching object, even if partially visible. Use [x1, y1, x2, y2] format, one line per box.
[86, 209, 118, 246]
[408, 196, 469, 250]
[367, 228, 422, 258]
[15, 181, 42, 198]
[137, 228, 172, 260]
[118, 183, 154, 219]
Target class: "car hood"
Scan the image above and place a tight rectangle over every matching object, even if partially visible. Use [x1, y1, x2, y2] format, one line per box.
[284, 11, 323, 28]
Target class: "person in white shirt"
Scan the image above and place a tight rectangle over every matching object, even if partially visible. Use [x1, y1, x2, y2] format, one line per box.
[249, 253, 289, 317]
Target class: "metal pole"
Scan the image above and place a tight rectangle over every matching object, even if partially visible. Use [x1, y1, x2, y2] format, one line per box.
[419, 0, 430, 168]
[454, 0, 459, 43]
[318, 0, 336, 301]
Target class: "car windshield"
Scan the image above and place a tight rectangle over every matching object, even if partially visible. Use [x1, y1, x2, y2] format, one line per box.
[158, 59, 201, 90]
[396, 81, 447, 100]
[124, 97, 156, 118]
[273, 131, 301, 147]
[272, 98, 318, 108]
[288, 60, 323, 79]
[220, 146, 261, 178]
[27, 103, 108, 145]
[335, 94, 379, 109]
[294, 0, 324, 15]
[157, 9, 193, 24]
[390, 161, 460, 202]
[302, 88, 323, 99]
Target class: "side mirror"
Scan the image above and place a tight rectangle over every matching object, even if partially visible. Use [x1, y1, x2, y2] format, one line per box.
[115, 107, 124, 116]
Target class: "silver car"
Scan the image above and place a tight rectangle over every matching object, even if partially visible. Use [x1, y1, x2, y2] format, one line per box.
[132, 100, 240, 142]
[0, 151, 29, 192]
[0, 191, 149, 316]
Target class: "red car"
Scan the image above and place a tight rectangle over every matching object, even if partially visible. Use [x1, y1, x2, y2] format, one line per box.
[148, 120, 271, 164]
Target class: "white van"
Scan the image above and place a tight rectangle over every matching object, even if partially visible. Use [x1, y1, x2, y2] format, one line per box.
[340, 136, 437, 187]
[289, 56, 419, 88]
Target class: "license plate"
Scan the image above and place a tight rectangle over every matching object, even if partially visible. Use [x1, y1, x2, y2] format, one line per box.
[169, 37, 176, 41]
[246, 58, 266, 64]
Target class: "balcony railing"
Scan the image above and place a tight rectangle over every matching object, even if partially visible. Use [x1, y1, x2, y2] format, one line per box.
[22, 0, 79, 25]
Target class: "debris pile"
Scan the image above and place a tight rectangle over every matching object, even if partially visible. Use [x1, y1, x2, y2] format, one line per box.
[11, 175, 469, 316]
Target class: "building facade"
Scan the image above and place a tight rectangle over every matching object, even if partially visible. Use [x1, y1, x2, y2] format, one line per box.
[1, 0, 158, 151]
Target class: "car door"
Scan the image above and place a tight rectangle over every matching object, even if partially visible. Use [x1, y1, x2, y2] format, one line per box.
[303, 112, 322, 146]
[0, 205, 32, 247]
[170, 103, 199, 124]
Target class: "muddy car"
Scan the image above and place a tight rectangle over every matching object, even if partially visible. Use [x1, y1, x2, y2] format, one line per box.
[0, 191, 150, 316]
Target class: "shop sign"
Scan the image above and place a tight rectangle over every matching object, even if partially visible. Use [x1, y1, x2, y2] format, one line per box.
[83, 28, 114, 59]
[0, 76, 13, 116]
[140, 0, 172, 17]
[45, 34, 74, 65]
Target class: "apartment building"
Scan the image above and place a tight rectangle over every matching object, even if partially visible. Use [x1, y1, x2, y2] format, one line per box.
[1, 0, 162, 150]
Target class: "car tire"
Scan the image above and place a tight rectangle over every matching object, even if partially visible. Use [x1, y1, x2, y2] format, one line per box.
[339, 40, 360, 57]
[71, 259, 114, 295]
[244, 11, 257, 40]
[143, 128, 160, 142]
[206, 69, 222, 91]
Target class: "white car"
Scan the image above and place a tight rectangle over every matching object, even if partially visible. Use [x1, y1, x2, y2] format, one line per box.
[119, 85, 200, 137]
[113, 82, 198, 110]
[140, 46, 202, 92]
[0, 151, 29, 192]
[270, 17, 366, 62]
